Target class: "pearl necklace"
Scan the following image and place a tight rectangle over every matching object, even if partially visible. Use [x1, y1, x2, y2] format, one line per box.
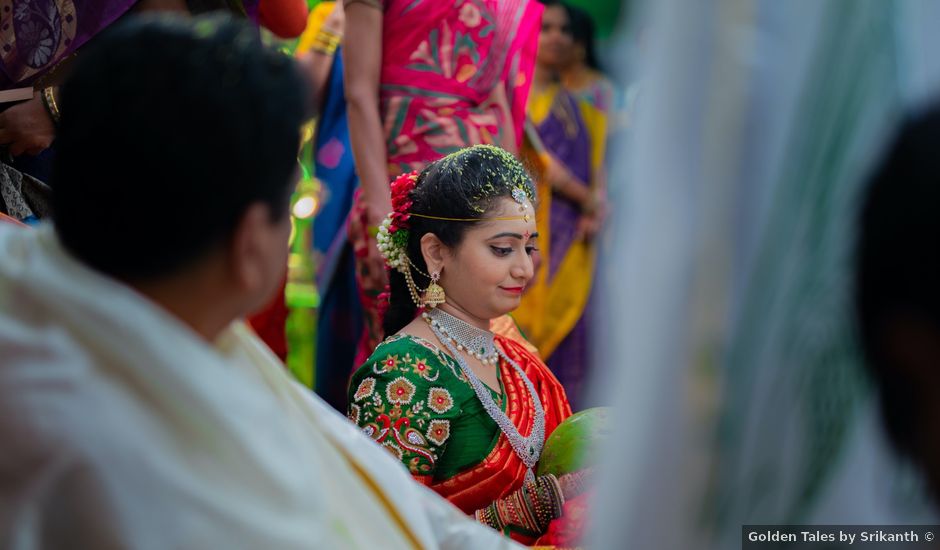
[423, 308, 545, 482]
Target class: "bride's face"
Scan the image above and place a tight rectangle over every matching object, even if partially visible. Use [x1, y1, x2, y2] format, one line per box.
[438, 197, 538, 322]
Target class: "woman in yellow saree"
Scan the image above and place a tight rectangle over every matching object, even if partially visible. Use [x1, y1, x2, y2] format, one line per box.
[513, 0, 608, 407]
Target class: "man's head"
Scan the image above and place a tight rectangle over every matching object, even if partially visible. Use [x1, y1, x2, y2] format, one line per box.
[52, 14, 307, 318]
[856, 104, 940, 496]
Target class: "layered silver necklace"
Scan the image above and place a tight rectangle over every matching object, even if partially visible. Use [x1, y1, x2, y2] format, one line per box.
[423, 308, 545, 482]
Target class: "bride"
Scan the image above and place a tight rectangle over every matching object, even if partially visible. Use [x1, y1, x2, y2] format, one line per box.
[347, 144, 587, 543]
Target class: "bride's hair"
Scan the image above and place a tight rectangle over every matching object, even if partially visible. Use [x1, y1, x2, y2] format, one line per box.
[383, 145, 536, 337]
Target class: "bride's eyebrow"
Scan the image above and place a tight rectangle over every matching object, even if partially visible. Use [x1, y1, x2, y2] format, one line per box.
[488, 232, 539, 240]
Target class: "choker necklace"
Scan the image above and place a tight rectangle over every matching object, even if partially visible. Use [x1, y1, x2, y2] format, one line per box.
[423, 308, 545, 482]
[424, 309, 499, 365]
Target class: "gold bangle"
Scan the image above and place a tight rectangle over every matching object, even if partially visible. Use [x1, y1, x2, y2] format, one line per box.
[315, 29, 342, 43]
[311, 43, 338, 55]
[41, 86, 60, 125]
[313, 37, 341, 48]
[310, 30, 341, 55]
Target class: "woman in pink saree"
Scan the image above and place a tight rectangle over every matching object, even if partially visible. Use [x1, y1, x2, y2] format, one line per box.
[343, 0, 543, 366]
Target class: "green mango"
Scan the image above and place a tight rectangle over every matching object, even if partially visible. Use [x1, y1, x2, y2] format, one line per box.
[536, 407, 610, 477]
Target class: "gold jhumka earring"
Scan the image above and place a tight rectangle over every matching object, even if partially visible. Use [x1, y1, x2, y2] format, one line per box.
[422, 271, 446, 308]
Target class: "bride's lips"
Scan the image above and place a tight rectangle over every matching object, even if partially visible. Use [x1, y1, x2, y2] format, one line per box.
[499, 286, 524, 295]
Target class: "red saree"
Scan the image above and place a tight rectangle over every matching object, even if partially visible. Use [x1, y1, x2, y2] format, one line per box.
[430, 334, 572, 514]
[349, 328, 571, 544]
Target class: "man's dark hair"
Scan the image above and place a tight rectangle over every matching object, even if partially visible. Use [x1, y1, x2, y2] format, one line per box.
[855, 104, 940, 457]
[52, 14, 307, 281]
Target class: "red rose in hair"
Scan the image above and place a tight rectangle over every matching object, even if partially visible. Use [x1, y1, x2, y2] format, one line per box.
[389, 171, 418, 230]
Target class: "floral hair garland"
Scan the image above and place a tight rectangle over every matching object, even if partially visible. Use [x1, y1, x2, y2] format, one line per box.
[376, 170, 419, 273]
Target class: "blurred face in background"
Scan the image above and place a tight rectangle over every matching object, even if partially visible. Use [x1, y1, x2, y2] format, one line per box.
[538, 5, 573, 70]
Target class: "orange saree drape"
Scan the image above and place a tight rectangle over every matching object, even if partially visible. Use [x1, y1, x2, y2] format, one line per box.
[429, 334, 571, 515]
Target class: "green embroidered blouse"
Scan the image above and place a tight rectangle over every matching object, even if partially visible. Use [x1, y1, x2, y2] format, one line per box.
[347, 334, 505, 482]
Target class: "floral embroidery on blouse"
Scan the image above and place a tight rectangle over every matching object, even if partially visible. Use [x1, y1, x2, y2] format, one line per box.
[386, 376, 417, 405]
[353, 377, 376, 401]
[374, 354, 401, 374]
[427, 387, 454, 414]
[348, 335, 468, 477]
[426, 419, 451, 446]
[410, 355, 439, 380]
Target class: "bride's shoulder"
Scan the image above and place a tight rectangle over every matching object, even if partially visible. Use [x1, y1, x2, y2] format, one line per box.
[351, 332, 462, 386]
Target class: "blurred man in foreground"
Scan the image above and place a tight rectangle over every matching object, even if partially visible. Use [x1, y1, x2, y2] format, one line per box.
[856, 103, 940, 500]
[0, 14, 515, 549]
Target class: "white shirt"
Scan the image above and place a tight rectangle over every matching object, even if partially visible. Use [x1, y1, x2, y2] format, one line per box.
[0, 224, 518, 550]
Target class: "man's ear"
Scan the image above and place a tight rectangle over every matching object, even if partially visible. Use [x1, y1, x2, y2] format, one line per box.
[228, 202, 272, 293]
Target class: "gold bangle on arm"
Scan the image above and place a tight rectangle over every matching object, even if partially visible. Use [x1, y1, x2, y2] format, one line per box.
[315, 28, 342, 44]
[40, 86, 60, 125]
[311, 29, 342, 55]
[311, 44, 338, 55]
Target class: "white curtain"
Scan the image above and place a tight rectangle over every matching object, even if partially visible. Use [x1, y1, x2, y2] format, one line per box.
[590, 1, 940, 548]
